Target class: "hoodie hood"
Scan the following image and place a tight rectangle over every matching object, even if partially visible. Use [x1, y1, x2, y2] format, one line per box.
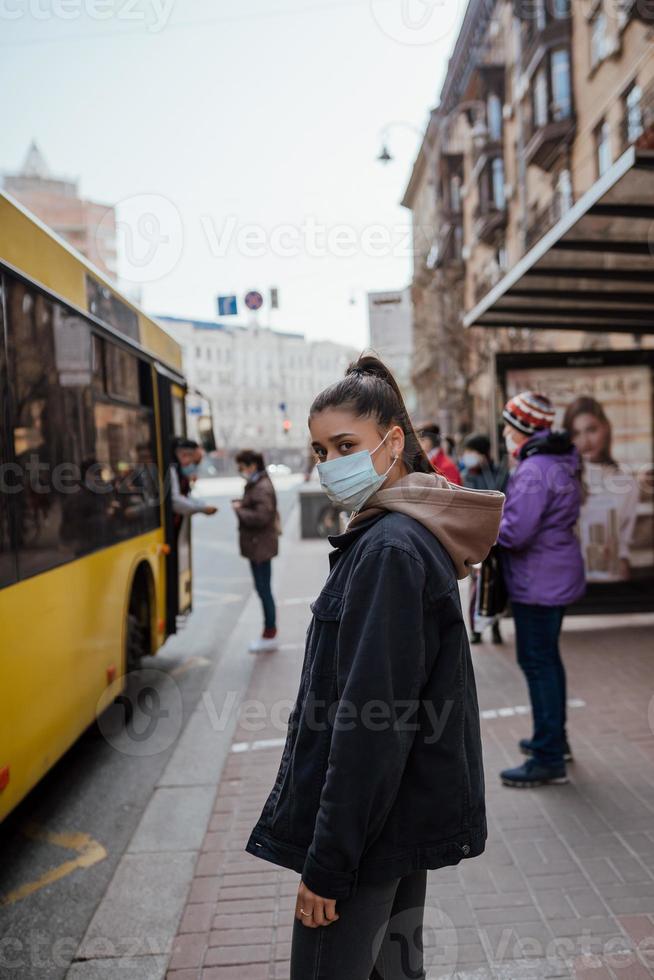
[347, 471, 505, 579]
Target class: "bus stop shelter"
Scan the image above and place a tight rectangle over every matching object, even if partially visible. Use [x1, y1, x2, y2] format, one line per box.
[464, 147, 654, 336]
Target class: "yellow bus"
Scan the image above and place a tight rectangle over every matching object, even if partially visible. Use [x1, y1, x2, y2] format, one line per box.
[0, 192, 193, 822]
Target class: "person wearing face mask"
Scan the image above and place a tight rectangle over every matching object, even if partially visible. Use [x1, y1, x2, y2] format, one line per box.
[170, 437, 218, 534]
[462, 434, 508, 645]
[244, 354, 505, 979]
[497, 392, 585, 789]
[232, 449, 281, 653]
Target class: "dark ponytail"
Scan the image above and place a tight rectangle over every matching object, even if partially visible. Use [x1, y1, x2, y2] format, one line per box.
[309, 352, 433, 474]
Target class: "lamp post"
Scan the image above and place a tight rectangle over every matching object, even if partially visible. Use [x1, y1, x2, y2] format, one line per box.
[376, 121, 425, 164]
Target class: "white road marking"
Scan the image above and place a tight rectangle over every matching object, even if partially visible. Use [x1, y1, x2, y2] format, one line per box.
[481, 699, 586, 720]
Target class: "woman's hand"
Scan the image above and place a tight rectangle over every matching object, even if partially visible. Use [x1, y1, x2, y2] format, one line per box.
[295, 881, 339, 928]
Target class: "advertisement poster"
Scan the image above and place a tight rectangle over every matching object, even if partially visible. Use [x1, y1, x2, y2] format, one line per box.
[496, 350, 654, 614]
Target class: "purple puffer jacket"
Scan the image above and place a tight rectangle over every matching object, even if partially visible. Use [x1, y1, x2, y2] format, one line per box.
[498, 430, 586, 607]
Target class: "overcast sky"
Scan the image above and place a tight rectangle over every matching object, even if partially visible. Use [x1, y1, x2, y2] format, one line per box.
[1, 0, 466, 347]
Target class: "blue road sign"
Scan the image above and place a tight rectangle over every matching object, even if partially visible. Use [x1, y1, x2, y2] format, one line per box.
[217, 295, 238, 316]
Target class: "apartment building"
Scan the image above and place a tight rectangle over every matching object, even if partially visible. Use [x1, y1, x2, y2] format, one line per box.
[403, 0, 654, 434]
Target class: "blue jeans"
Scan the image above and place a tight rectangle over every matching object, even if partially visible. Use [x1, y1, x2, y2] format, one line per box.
[512, 602, 567, 769]
[291, 869, 427, 980]
[250, 559, 276, 631]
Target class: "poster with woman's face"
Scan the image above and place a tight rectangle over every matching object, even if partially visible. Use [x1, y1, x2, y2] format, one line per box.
[497, 351, 654, 613]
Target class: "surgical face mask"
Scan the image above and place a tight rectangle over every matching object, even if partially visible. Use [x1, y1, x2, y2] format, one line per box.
[462, 451, 481, 470]
[181, 463, 197, 477]
[316, 430, 398, 512]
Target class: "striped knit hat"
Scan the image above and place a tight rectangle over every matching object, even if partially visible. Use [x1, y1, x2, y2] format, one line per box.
[502, 391, 555, 436]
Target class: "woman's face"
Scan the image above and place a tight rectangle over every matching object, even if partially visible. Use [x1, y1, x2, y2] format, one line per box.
[571, 412, 609, 463]
[309, 408, 405, 479]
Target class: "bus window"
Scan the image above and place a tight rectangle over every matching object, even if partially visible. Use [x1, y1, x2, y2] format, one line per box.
[105, 342, 141, 403]
[4, 274, 160, 580]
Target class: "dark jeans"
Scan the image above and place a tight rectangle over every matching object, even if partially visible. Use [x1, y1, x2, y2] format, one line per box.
[250, 559, 276, 631]
[512, 601, 567, 769]
[291, 870, 427, 980]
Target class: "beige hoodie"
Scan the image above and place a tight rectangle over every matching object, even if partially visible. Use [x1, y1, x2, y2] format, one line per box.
[347, 471, 505, 580]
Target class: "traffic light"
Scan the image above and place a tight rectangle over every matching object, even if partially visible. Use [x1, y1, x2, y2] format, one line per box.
[283, 419, 292, 434]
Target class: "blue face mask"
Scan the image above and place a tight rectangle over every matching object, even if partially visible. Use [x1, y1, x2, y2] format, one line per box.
[181, 463, 197, 477]
[316, 430, 398, 512]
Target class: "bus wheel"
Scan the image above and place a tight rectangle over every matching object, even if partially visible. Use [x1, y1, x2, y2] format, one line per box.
[126, 612, 147, 673]
[125, 563, 154, 673]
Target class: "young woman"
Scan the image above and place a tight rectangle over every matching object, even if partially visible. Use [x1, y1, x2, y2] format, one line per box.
[563, 396, 639, 583]
[233, 449, 281, 653]
[245, 356, 504, 979]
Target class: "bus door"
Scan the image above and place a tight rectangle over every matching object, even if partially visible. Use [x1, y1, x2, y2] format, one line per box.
[156, 368, 192, 635]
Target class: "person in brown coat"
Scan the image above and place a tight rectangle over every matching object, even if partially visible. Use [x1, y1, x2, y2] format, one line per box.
[232, 449, 280, 652]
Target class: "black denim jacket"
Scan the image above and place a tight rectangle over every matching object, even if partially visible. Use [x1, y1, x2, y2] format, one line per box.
[244, 511, 486, 900]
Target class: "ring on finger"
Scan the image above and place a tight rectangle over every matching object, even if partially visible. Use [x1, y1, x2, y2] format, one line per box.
[299, 907, 312, 917]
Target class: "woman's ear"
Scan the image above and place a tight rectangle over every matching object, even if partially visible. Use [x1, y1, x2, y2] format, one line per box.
[390, 424, 405, 460]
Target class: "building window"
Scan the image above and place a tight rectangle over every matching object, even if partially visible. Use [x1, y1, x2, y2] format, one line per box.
[624, 84, 643, 143]
[491, 158, 505, 209]
[556, 169, 573, 213]
[533, 67, 549, 128]
[590, 8, 608, 68]
[552, 0, 570, 18]
[449, 174, 462, 212]
[595, 120, 612, 176]
[487, 92, 503, 141]
[551, 49, 572, 120]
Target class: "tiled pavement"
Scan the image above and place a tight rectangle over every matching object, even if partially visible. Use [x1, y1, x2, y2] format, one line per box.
[166, 525, 654, 980]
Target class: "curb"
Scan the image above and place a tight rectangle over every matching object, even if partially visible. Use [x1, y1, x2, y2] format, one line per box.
[67, 504, 299, 980]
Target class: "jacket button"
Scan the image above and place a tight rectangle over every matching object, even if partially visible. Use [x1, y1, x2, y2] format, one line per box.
[461, 844, 470, 855]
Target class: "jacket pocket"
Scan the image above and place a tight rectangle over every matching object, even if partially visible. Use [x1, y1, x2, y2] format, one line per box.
[308, 590, 343, 677]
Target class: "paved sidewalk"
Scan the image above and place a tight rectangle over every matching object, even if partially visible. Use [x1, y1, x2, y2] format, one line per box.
[166, 523, 654, 980]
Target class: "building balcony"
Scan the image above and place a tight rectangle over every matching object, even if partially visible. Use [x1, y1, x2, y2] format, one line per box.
[520, 12, 571, 75]
[474, 200, 507, 246]
[621, 83, 654, 154]
[525, 115, 576, 170]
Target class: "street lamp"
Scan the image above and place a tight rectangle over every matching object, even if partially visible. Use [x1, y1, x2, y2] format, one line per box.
[376, 120, 425, 164]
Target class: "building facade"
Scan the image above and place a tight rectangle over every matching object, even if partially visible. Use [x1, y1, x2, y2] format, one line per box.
[403, 0, 654, 437]
[157, 315, 359, 468]
[3, 142, 117, 279]
[367, 287, 416, 412]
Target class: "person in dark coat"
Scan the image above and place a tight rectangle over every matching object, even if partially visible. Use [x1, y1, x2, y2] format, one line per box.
[244, 355, 505, 977]
[462, 433, 509, 645]
[497, 391, 585, 789]
[233, 449, 280, 653]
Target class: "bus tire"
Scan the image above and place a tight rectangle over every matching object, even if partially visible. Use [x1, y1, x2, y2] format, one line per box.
[125, 562, 154, 673]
